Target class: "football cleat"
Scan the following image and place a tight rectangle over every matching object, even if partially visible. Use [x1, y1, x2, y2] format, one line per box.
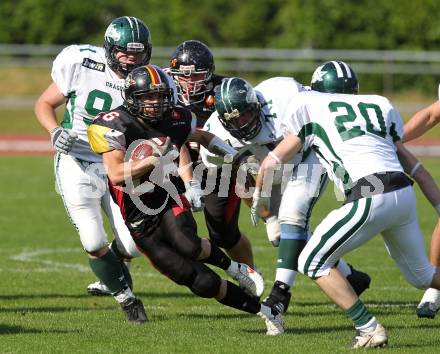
[346, 264, 371, 296]
[351, 323, 388, 349]
[258, 304, 284, 335]
[262, 281, 291, 314]
[227, 262, 264, 297]
[416, 288, 440, 319]
[87, 281, 112, 296]
[416, 302, 439, 319]
[120, 297, 148, 324]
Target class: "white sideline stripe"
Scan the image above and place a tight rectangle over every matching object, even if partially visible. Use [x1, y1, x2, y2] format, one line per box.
[0, 140, 53, 152]
[8, 247, 162, 277]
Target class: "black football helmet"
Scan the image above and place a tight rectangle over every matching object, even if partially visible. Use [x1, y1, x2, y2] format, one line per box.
[123, 65, 174, 123]
[311, 61, 359, 94]
[169, 40, 215, 105]
[104, 16, 152, 77]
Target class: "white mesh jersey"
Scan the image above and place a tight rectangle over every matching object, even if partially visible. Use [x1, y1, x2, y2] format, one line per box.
[280, 90, 404, 194]
[200, 77, 307, 167]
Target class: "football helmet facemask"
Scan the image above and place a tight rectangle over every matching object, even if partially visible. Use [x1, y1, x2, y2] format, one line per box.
[311, 61, 358, 94]
[104, 16, 152, 77]
[215, 77, 262, 140]
[124, 65, 174, 123]
[169, 40, 214, 106]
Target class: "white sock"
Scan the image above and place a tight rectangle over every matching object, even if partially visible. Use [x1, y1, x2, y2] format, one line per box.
[227, 261, 238, 274]
[336, 260, 352, 277]
[356, 316, 377, 333]
[275, 268, 297, 287]
[420, 288, 440, 306]
[114, 287, 135, 304]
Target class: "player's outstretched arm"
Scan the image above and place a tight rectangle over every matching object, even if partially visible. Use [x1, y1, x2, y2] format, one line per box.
[403, 101, 440, 142]
[396, 141, 440, 214]
[188, 130, 237, 161]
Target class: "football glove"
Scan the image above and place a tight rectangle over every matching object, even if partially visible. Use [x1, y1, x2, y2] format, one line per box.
[50, 127, 78, 154]
[184, 179, 205, 212]
[264, 215, 280, 247]
[250, 187, 271, 226]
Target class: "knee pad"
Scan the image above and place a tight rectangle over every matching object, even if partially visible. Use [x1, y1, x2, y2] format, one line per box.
[405, 265, 436, 290]
[190, 270, 222, 298]
[81, 234, 108, 254]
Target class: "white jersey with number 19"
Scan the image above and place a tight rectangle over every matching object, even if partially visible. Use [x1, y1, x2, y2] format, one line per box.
[51, 44, 126, 162]
[281, 90, 404, 194]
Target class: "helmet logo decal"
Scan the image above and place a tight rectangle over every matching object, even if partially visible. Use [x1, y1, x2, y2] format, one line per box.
[224, 109, 240, 121]
[170, 58, 178, 67]
[311, 65, 326, 83]
[105, 24, 121, 42]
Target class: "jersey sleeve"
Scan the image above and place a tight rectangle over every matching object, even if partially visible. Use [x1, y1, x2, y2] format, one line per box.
[51, 45, 84, 96]
[388, 105, 404, 142]
[280, 100, 312, 150]
[87, 119, 126, 154]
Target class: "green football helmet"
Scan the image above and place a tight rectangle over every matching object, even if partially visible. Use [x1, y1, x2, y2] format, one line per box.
[104, 16, 152, 77]
[215, 77, 262, 140]
[311, 61, 358, 94]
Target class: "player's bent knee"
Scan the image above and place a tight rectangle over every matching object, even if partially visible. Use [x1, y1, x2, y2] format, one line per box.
[190, 271, 222, 298]
[176, 235, 202, 260]
[405, 267, 436, 290]
[81, 237, 108, 254]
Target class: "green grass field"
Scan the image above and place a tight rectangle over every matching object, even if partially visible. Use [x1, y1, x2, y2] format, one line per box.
[0, 156, 439, 353]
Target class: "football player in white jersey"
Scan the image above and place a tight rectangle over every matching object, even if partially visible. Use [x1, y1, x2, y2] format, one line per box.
[200, 74, 371, 315]
[403, 94, 440, 318]
[34, 16, 152, 323]
[253, 88, 440, 347]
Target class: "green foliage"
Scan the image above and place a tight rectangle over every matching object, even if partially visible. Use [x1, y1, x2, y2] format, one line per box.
[2, 1, 440, 93]
[3, 0, 440, 50]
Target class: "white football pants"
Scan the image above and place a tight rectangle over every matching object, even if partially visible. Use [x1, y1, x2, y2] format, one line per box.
[54, 153, 140, 258]
[298, 186, 435, 289]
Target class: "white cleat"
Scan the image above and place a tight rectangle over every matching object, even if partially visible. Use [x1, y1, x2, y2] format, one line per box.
[87, 281, 112, 296]
[351, 323, 388, 349]
[258, 304, 284, 335]
[227, 262, 264, 297]
[416, 288, 440, 319]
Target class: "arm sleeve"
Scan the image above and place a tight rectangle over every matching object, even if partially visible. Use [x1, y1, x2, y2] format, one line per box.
[51, 45, 83, 96]
[87, 122, 126, 154]
[280, 103, 311, 150]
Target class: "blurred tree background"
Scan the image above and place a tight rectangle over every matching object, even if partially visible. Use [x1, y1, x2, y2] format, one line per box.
[1, 0, 440, 95]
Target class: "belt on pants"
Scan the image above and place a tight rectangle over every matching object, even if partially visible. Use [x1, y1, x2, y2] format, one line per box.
[344, 171, 413, 205]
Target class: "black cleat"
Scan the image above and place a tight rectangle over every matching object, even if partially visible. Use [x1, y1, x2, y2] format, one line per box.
[346, 264, 371, 296]
[262, 281, 292, 314]
[120, 298, 148, 324]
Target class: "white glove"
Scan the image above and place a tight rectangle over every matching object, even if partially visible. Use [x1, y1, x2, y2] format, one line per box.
[264, 215, 280, 247]
[50, 127, 78, 154]
[250, 187, 271, 226]
[184, 180, 205, 212]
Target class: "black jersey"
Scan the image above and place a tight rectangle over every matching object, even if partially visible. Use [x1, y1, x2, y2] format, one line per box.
[189, 74, 227, 127]
[88, 105, 194, 225]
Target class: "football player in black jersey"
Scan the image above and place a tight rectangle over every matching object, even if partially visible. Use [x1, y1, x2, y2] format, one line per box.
[168, 40, 256, 270]
[87, 65, 283, 333]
